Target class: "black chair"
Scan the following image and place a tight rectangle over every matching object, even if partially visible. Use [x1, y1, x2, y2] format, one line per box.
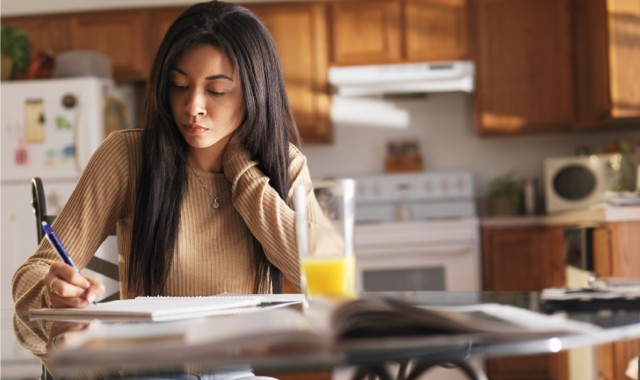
[31, 177, 120, 302]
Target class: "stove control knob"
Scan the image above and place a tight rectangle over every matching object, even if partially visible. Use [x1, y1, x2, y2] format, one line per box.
[455, 177, 466, 192]
[423, 179, 432, 193]
[440, 178, 449, 192]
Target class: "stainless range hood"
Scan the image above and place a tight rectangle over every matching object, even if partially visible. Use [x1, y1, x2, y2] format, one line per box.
[328, 60, 474, 97]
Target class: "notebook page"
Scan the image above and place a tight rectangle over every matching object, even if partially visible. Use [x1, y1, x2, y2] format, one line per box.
[30, 296, 263, 322]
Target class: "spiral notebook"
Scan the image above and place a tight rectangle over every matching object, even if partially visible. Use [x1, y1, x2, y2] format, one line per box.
[29, 294, 305, 322]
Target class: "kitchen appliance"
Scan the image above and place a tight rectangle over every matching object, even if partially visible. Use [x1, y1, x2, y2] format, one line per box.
[352, 171, 480, 292]
[544, 154, 619, 213]
[333, 171, 481, 380]
[1, 77, 128, 312]
[328, 60, 474, 97]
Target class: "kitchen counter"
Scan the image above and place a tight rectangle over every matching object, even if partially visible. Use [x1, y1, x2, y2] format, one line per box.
[481, 204, 640, 228]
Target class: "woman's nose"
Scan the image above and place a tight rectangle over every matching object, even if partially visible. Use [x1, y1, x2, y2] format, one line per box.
[185, 90, 207, 117]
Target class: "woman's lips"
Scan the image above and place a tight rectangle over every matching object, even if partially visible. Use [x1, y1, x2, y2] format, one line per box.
[183, 123, 208, 135]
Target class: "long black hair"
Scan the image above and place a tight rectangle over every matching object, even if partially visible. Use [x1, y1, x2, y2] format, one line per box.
[128, 0, 300, 296]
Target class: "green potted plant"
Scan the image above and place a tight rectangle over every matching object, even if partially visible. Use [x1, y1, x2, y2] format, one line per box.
[486, 170, 522, 216]
[1, 25, 32, 80]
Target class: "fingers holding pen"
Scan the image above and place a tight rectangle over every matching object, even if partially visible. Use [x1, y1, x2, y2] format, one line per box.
[45, 262, 105, 308]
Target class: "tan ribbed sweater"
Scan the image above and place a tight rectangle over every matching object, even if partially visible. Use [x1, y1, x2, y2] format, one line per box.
[12, 129, 312, 309]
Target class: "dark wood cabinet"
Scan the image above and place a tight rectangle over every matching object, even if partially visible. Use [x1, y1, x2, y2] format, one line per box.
[574, 0, 640, 126]
[147, 7, 186, 67]
[472, 0, 640, 135]
[472, 0, 575, 135]
[482, 225, 568, 380]
[405, 0, 469, 62]
[3, 16, 71, 55]
[329, 0, 469, 66]
[593, 221, 640, 380]
[250, 3, 332, 143]
[68, 10, 151, 82]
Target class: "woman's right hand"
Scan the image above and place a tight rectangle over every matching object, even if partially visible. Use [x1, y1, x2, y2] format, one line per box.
[46, 320, 91, 351]
[44, 262, 105, 308]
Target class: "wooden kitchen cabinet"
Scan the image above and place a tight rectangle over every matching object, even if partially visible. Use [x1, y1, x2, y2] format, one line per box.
[472, 0, 640, 135]
[593, 221, 640, 380]
[482, 225, 568, 380]
[250, 3, 332, 143]
[482, 225, 566, 292]
[574, 0, 640, 125]
[68, 11, 151, 82]
[148, 7, 186, 63]
[3, 10, 151, 82]
[2, 16, 71, 55]
[405, 0, 469, 62]
[472, 0, 575, 135]
[329, 0, 402, 65]
[329, 0, 469, 65]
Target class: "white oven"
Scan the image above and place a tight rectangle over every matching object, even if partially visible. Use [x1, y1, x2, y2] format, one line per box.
[356, 218, 480, 292]
[351, 171, 481, 294]
[334, 172, 482, 380]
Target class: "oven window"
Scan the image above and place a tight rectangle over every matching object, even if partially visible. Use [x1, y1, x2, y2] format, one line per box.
[363, 267, 445, 291]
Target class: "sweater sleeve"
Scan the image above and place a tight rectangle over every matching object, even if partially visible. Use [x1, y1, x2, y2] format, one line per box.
[12, 130, 135, 309]
[223, 143, 313, 290]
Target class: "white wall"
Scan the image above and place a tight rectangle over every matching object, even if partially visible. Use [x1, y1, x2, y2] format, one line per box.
[301, 93, 639, 195]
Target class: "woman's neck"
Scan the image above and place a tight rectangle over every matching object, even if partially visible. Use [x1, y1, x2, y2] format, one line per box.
[187, 144, 225, 173]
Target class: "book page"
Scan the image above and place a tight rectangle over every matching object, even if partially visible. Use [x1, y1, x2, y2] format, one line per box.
[330, 296, 601, 340]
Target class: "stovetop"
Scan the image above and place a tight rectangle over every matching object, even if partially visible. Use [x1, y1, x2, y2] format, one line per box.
[348, 171, 477, 223]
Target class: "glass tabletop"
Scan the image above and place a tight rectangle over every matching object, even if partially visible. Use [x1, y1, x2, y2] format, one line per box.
[3, 291, 639, 380]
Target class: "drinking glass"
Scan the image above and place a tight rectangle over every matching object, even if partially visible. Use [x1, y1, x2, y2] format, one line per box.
[294, 179, 356, 300]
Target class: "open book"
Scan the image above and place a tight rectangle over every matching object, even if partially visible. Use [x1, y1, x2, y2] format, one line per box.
[46, 295, 601, 374]
[30, 294, 305, 322]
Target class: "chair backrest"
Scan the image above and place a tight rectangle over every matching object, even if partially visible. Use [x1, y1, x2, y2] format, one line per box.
[31, 177, 120, 302]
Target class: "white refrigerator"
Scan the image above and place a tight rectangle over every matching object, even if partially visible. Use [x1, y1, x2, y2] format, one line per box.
[1, 77, 129, 376]
[1, 77, 128, 311]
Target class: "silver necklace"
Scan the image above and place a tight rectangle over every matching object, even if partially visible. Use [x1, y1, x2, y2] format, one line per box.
[190, 167, 220, 209]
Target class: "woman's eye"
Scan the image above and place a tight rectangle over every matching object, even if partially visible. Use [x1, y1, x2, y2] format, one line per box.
[171, 84, 188, 90]
[208, 90, 225, 96]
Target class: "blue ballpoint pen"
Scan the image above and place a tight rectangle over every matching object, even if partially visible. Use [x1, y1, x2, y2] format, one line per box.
[41, 221, 97, 305]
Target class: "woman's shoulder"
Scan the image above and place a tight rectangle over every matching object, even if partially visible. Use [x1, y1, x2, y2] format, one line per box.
[287, 142, 306, 162]
[105, 128, 144, 143]
[99, 129, 144, 152]
[287, 142, 310, 178]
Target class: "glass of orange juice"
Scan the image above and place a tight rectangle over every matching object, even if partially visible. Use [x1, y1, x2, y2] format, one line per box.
[294, 179, 356, 301]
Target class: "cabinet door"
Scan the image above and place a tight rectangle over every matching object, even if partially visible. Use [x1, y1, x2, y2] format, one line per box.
[574, 0, 640, 126]
[404, 0, 469, 61]
[593, 222, 640, 380]
[606, 0, 640, 119]
[148, 7, 187, 65]
[482, 226, 565, 291]
[251, 3, 331, 143]
[482, 226, 567, 380]
[2, 16, 71, 55]
[69, 11, 150, 82]
[329, 0, 402, 65]
[473, 0, 575, 135]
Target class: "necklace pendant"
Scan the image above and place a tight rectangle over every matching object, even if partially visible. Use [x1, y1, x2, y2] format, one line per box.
[212, 197, 220, 209]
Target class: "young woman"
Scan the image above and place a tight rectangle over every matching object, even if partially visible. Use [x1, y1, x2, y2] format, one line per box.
[13, 0, 319, 310]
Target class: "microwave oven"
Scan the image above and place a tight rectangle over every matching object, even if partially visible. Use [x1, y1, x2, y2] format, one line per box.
[544, 154, 618, 213]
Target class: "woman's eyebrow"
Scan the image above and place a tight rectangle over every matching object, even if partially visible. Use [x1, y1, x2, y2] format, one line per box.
[169, 65, 233, 81]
